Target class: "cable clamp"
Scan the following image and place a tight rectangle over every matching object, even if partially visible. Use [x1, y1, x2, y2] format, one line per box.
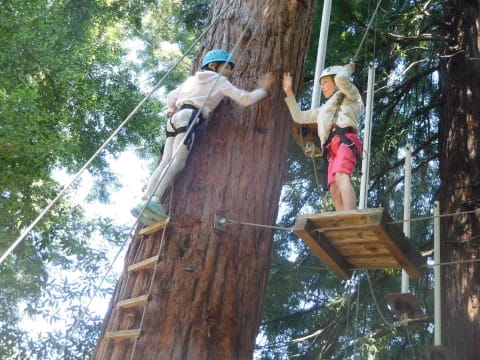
[214, 214, 236, 232]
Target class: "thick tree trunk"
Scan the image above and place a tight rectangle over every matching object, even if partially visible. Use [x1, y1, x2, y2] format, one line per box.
[94, 1, 316, 359]
[438, 1, 480, 359]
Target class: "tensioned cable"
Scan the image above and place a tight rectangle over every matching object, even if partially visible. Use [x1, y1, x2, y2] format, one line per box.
[218, 208, 480, 233]
[0, 4, 231, 268]
[352, 0, 383, 61]
[68, 0, 267, 343]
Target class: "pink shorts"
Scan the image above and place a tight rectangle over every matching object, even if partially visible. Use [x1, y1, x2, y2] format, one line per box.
[327, 133, 362, 188]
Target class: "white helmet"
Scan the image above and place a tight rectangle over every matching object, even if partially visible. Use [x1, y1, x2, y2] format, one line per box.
[320, 65, 343, 80]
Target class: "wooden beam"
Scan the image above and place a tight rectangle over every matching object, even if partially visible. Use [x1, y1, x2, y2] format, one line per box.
[127, 255, 160, 273]
[116, 294, 150, 309]
[370, 211, 425, 277]
[140, 218, 169, 235]
[105, 329, 142, 339]
[294, 217, 352, 280]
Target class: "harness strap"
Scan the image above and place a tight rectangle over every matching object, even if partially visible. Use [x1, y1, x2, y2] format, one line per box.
[322, 127, 361, 190]
[164, 104, 206, 149]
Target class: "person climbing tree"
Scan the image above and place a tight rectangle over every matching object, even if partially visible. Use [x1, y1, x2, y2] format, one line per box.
[282, 63, 364, 211]
[132, 49, 275, 224]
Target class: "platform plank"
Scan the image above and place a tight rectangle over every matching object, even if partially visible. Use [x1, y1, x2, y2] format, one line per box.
[294, 208, 425, 279]
[294, 218, 352, 280]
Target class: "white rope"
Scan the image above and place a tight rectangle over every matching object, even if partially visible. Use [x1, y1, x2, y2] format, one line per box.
[353, 0, 383, 61]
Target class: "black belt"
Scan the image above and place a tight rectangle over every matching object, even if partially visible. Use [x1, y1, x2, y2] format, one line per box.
[165, 104, 205, 149]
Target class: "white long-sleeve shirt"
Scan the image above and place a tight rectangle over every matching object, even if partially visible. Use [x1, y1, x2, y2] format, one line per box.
[167, 71, 267, 118]
[284, 65, 364, 146]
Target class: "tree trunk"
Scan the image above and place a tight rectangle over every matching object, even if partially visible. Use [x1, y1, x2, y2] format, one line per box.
[94, 0, 316, 359]
[438, 1, 480, 359]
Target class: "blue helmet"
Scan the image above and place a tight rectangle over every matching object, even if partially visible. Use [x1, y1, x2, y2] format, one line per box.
[201, 49, 235, 70]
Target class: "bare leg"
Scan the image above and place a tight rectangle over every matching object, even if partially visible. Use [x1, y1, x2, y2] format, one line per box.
[335, 172, 356, 210]
[329, 183, 344, 211]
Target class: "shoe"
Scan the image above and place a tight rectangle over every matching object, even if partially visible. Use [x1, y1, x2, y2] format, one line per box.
[130, 203, 158, 226]
[145, 199, 169, 222]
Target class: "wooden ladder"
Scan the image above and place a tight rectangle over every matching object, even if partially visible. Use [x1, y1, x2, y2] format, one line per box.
[100, 218, 169, 357]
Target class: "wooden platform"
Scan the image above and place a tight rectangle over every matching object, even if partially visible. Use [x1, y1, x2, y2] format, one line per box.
[294, 208, 425, 280]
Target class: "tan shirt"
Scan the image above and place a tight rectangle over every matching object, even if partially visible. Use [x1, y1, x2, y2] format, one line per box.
[284, 65, 364, 146]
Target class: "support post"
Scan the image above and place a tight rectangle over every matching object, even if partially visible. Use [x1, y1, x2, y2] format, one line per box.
[310, 0, 332, 109]
[434, 200, 441, 346]
[401, 144, 412, 293]
[359, 62, 375, 209]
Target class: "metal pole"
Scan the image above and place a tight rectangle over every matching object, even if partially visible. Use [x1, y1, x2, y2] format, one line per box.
[434, 200, 442, 345]
[359, 62, 375, 209]
[401, 144, 412, 293]
[311, 0, 332, 109]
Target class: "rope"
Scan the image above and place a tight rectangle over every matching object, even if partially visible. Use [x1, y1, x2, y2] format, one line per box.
[352, 0, 383, 61]
[0, 4, 232, 268]
[366, 271, 394, 328]
[218, 208, 480, 233]
[311, 157, 322, 189]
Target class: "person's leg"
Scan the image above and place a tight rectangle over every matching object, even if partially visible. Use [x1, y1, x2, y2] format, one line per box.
[143, 135, 175, 201]
[327, 150, 344, 210]
[335, 172, 356, 210]
[329, 182, 344, 210]
[331, 142, 359, 211]
[153, 131, 194, 200]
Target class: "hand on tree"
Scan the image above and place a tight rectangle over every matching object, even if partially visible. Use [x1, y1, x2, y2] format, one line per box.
[258, 72, 275, 90]
[282, 72, 294, 96]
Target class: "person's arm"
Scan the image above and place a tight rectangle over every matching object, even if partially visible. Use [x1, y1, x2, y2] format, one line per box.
[334, 63, 362, 102]
[282, 72, 318, 125]
[219, 72, 274, 106]
[166, 87, 180, 116]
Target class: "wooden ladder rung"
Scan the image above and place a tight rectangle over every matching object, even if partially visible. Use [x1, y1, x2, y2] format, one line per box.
[139, 218, 169, 235]
[116, 294, 150, 309]
[128, 255, 160, 273]
[105, 329, 142, 339]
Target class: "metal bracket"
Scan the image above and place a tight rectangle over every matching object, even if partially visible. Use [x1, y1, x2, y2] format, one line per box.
[214, 214, 233, 232]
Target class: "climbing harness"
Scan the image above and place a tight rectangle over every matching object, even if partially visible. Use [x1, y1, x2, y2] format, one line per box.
[166, 104, 206, 149]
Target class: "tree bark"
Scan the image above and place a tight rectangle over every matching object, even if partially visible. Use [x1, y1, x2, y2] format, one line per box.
[94, 0, 317, 359]
[438, 1, 480, 359]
